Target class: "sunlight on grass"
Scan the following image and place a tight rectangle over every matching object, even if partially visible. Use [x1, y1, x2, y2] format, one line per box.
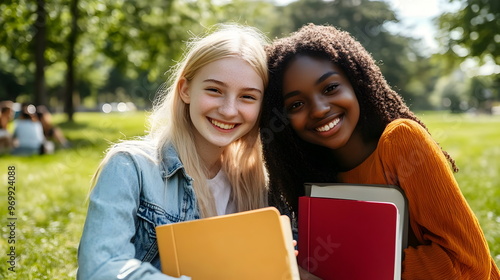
[0, 112, 147, 279]
[0, 111, 498, 279]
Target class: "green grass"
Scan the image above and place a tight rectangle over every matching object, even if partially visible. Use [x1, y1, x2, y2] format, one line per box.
[0, 112, 147, 279]
[0, 111, 498, 279]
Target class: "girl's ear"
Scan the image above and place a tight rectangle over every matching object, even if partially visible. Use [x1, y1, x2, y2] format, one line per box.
[178, 77, 190, 104]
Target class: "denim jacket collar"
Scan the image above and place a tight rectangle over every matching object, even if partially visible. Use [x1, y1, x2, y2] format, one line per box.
[161, 143, 194, 183]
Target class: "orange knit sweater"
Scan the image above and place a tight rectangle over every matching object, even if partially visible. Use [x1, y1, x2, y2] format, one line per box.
[339, 119, 500, 279]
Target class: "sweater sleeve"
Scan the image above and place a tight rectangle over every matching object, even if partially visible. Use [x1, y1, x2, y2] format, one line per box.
[381, 119, 495, 280]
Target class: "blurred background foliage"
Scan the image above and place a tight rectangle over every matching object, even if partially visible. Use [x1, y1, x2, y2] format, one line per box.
[0, 0, 499, 120]
[1, 1, 499, 277]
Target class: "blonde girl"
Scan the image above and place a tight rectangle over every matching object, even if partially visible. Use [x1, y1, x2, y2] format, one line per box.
[78, 24, 269, 280]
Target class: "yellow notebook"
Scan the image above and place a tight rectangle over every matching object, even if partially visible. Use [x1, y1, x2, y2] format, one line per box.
[156, 207, 300, 280]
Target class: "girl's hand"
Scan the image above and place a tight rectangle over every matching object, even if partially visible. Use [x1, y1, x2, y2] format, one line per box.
[298, 266, 323, 280]
[293, 240, 298, 256]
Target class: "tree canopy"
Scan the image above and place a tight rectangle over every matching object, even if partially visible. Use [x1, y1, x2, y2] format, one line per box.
[437, 0, 499, 64]
[1, 0, 497, 118]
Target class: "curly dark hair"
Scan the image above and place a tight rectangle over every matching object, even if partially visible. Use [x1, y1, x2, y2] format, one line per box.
[260, 23, 458, 212]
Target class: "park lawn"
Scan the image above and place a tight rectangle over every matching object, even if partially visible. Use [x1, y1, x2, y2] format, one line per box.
[0, 111, 148, 279]
[0, 111, 499, 279]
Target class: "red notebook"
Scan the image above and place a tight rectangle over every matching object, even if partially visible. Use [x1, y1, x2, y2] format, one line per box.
[298, 196, 399, 280]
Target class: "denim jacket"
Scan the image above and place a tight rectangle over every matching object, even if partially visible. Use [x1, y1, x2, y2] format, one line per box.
[77, 143, 199, 280]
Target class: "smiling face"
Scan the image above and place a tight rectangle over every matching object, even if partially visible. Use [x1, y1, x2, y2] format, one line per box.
[179, 56, 264, 151]
[282, 55, 360, 151]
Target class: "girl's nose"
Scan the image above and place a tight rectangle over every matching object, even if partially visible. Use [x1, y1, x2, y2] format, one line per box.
[218, 97, 238, 118]
[310, 94, 330, 119]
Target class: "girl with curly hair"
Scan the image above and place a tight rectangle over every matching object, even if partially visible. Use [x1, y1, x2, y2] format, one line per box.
[261, 23, 499, 279]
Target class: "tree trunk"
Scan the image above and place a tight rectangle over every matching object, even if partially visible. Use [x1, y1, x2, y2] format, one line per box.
[34, 0, 47, 107]
[64, 0, 79, 122]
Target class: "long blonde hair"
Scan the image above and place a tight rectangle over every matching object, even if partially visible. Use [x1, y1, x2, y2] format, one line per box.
[93, 24, 269, 218]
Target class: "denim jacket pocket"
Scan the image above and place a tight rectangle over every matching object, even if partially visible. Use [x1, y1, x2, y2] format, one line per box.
[135, 199, 182, 263]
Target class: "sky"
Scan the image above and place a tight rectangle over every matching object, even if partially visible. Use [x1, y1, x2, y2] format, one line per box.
[386, 0, 499, 75]
[383, 0, 461, 54]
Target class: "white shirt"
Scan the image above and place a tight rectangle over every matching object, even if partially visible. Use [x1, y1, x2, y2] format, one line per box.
[207, 169, 236, 215]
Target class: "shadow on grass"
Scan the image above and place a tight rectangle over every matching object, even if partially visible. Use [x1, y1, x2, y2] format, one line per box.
[58, 121, 89, 129]
[57, 119, 122, 150]
[58, 119, 120, 131]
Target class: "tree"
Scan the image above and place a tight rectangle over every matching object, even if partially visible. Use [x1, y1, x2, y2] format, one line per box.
[0, 0, 76, 108]
[0, 0, 217, 116]
[83, 0, 219, 109]
[467, 75, 496, 113]
[34, 0, 47, 106]
[2, 0, 436, 113]
[437, 0, 500, 64]
[436, 0, 500, 112]
[0, 0, 39, 102]
[209, 0, 278, 35]
[64, 0, 79, 121]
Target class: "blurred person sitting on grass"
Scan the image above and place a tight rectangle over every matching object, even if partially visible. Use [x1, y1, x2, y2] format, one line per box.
[0, 100, 14, 154]
[11, 103, 46, 156]
[36, 105, 70, 149]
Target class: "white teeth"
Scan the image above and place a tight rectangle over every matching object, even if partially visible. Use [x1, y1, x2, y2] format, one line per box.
[316, 118, 340, 132]
[211, 119, 236, 130]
